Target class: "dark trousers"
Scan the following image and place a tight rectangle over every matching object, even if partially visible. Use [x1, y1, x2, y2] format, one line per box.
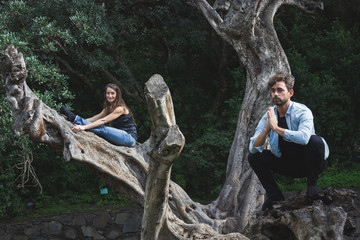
[248, 135, 327, 198]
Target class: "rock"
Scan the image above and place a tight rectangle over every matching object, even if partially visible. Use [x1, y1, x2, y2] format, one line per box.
[123, 218, 141, 233]
[92, 212, 110, 228]
[13, 236, 27, 240]
[93, 230, 105, 240]
[43, 221, 62, 235]
[4, 225, 16, 234]
[122, 234, 141, 240]
[106, 230, 121, 239]
[243, 187, 357, 240]
[73, 215, 86, 226]
[57, 215, 73, 225]
[64, 226, 77, 239]
[115, 212, 129, 225]
[344, 216, 356, 236]
[81, 226, 94, 237]
[0, 208, 144, 240]
[24, 226, 40, 237]
[81, 226, 104, 240]
[0, 235, 11, 240]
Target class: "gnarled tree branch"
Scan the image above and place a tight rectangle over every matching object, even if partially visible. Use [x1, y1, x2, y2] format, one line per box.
[1, 45, 249, 239]
[285, 0, 324, 13]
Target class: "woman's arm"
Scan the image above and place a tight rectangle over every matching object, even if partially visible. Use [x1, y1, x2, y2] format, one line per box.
[85, 109, 107, 122]
[73, 106, 126, 133]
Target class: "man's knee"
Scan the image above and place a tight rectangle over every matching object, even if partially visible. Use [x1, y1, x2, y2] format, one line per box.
[248, 152, 264, 170]
[306, 135, 326, 168]
[307, 135, 324, 153]
[308, 135, 323, 148]
[248, 153, 259, 167]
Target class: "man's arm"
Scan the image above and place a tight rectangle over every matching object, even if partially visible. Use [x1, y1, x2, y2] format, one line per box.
[249, 112, 269, 153]
[254, 123, 271, 147]
[284, 107, 314, 145]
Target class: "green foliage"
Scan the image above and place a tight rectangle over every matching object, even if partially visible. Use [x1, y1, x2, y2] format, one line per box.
[0, 0, 76, 217]
[278, 161, 360, 193]
[0, 96, 37, 217]
[173, 94, 243, 200]
[319, 162, 360, 189]
[12, 189, 135, 221]
[276, 5, 360, 163]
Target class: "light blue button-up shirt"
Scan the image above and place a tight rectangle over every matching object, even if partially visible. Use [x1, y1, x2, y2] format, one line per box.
[249, 101, 329, 159]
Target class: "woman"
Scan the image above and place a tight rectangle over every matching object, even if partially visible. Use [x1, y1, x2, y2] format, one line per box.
[60, 83, 138, 147]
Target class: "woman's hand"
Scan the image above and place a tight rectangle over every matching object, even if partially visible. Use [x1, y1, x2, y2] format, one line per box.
[72, 124, 85, 133]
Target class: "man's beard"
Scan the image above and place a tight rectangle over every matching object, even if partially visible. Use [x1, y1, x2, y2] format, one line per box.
[273, 97, 288, 106]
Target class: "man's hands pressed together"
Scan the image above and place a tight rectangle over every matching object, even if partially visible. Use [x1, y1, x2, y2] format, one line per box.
[267, 107, 285, 138]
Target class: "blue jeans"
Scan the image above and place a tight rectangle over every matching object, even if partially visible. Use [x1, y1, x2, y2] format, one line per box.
[73, 116, 136, 147]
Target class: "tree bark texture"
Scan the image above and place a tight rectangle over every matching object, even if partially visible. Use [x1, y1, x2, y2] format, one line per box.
[243, 187, 358, 239]
[1, 0, 357, 238]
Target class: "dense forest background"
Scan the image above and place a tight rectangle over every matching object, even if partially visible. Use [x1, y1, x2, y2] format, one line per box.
[0, 0, 359, 219]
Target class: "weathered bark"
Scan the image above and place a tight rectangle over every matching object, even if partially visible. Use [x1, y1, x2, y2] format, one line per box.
[1, 0, 358, 239]
[141, 75, 185, 239]
[243, 187, 357, 240]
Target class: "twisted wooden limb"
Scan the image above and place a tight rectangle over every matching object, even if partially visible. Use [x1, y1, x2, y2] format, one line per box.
[141, 74, 185, 239]
[0, 45, 147, 205]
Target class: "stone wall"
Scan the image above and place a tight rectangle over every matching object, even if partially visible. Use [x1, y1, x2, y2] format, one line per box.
[0, 208, 142, 240]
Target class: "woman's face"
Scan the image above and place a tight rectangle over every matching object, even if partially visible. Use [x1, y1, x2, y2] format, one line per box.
[106, 87, 117, 103]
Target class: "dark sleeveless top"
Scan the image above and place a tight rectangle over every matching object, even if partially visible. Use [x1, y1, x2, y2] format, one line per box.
[111, 114, 138, 140]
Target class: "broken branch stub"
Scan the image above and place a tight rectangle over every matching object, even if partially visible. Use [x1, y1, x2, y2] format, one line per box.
[142, 74, 185, 239]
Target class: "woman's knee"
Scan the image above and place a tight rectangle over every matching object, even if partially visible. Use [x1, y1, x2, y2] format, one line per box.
[128, 137, 136, 147]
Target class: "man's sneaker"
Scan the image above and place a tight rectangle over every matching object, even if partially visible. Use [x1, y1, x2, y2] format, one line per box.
[262, 193, 285, 211]
[307, 186, 321, 198]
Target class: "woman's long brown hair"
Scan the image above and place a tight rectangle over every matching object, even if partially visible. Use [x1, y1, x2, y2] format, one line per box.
[103, 83, 136, 125]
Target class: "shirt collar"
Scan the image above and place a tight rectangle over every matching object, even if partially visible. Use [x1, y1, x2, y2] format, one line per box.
[286, 100, 294, 115]
[274, 100, 293, 116]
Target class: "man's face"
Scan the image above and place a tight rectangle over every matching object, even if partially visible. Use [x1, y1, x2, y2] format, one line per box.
[270, 81, 293, 106]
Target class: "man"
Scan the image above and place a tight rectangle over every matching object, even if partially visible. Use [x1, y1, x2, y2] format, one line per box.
[248, 73, 329, 210]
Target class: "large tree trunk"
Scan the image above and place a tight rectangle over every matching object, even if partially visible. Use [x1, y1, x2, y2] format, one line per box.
[1, 0, 357, 239]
